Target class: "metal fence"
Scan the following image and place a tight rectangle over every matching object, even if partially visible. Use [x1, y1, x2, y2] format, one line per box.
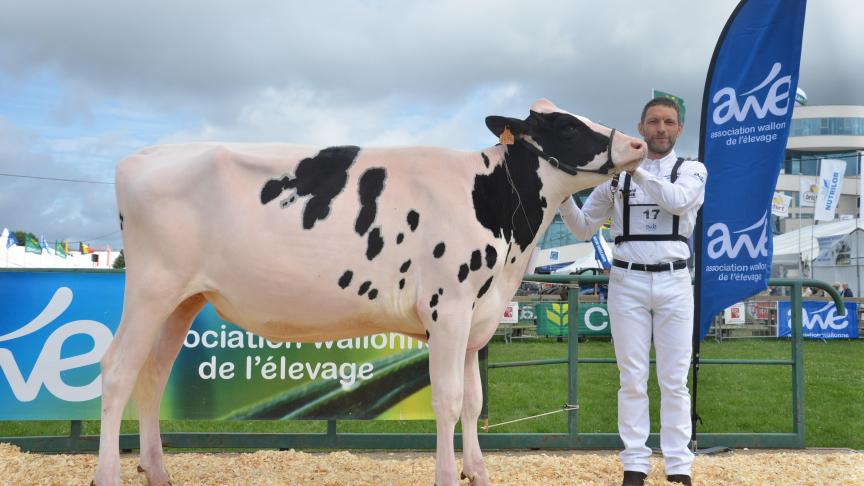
[0, 276, 844, 452]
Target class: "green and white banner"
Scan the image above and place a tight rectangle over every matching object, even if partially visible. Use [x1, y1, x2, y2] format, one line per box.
[535, 303, 612, 337]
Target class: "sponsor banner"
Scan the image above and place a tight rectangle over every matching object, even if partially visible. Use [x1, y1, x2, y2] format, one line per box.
[799, 176, 817, 207]
[814, 234, 853, 267]
[501, 302, 519, 324]
[535, 303, 612, 337]
[814, 159, 847, 221]
[695, 0, 807, 341]
[723, 302, 747, 324]
[771, 192, 792, 218]
[777, 300, 859, 339]
[591, 232, 612, 269]
[0, 271, 433, 420]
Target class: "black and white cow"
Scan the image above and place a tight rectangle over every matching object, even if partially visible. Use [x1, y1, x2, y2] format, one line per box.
[92, 99, 645, 486]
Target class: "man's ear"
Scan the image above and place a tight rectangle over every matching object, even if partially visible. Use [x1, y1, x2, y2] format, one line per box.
[485, 116, 530, 139]
[636, 121, 646, 138]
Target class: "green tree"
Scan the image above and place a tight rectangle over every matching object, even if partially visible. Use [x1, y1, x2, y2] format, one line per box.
[12, 230, 36, 246]
[112, 249, 125, 269]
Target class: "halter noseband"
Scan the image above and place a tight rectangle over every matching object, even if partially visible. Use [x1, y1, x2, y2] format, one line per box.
[516, 128, 618, 176]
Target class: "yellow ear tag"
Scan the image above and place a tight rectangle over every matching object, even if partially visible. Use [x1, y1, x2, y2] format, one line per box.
[499, 126, 515, 145]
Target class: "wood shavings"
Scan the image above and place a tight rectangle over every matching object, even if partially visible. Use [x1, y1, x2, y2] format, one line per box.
[0, 443, 861, 485]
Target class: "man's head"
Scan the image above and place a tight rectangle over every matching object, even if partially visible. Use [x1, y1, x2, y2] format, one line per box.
[637, 97, 683, 159]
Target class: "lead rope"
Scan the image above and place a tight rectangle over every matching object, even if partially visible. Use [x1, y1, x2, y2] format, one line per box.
[483, 403, 579, 431]
[503, 157, 536, 239]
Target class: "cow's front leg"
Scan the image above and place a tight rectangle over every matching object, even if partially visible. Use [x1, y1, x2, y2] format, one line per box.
[460, 348, 490, 486]
[428, 311, 471, 486]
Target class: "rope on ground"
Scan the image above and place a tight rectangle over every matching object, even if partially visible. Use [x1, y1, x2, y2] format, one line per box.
[483, 403, 578, 431]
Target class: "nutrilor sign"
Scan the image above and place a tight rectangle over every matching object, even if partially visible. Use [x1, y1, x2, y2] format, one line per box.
[535, 303, 612, 337]
[0, 271, 432, 420]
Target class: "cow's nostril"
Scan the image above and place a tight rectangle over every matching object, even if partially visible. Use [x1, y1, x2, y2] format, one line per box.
[631, 141, 644, 150]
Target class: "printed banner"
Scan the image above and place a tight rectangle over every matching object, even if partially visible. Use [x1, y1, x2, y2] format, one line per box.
[777, 300, 859, 339]
[535, 303, 612, 337]
[695, 0, 807, 341]
[813, 158, 847, 221]
[771, 192, 792, 218]
[0, 271, 433, 420]
[799, 176, 817, 207]
[591, 232, 612, 269]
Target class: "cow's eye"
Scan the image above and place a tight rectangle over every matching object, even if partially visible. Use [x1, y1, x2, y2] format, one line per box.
[562, 124, 578, 135]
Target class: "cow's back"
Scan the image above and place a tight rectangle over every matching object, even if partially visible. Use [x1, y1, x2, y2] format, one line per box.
[116, 143, 496, 341]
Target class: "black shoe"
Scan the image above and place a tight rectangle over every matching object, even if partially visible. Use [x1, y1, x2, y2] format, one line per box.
[667, 474, 692, 485]
[622, 470, 647, 486]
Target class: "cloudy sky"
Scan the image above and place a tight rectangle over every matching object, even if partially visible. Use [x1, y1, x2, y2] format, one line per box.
[0, 0, 861, 249]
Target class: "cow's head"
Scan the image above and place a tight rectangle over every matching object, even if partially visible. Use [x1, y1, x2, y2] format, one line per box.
[485, 99, 644, 175]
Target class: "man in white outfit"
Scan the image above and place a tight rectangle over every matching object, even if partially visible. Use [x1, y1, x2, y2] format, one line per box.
[559, 97, 707, 486]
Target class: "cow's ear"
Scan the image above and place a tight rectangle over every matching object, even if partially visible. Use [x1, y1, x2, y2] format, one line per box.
[485, 116, 530, 140]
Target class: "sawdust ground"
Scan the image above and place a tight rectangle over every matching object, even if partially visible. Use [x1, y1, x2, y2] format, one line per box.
[0, 443, 861, 485]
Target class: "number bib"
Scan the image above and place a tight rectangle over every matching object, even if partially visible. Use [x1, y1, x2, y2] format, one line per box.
[627, 203, 674, 235]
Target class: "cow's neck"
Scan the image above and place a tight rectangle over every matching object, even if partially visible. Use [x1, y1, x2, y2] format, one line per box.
[473, 143, 568, 254]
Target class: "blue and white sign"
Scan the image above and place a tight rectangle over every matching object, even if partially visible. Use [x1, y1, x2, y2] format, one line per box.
[591, 232, 611, 270]
[695, 0, 807, 340]
[777, 300, 859, 339]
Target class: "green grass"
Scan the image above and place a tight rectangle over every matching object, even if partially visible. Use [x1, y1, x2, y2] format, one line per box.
[1, 339, 861, 449]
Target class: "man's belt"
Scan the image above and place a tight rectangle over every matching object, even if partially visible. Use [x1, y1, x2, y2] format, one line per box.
[612, 259, 688, 272]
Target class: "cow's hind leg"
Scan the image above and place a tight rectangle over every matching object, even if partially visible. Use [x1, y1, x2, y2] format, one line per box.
[460, 348, 489, 486]
[135, 294, 207, 486]
[427, 310, 471, 486]
[92, 280, 188, 486]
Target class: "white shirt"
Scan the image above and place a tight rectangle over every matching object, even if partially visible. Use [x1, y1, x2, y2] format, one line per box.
[559, 150, 707, 264]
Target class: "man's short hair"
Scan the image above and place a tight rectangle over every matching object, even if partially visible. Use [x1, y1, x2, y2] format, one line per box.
[641, 97, 682, 124]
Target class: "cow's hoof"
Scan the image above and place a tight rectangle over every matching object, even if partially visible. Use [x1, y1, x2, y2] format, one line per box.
[137, 464, 173, 486]
[460, 471, 475, 483]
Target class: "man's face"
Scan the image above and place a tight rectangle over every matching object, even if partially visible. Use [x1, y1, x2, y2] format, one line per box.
[638, 105, 682, 158]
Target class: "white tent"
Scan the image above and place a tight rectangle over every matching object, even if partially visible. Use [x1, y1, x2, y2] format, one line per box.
[772, 218, 864, 264]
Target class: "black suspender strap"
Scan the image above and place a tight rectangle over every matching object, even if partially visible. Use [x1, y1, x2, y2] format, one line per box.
[620, 173, 632, 243]
[614, 158, 689, 245]
[670, 157, 685, 238]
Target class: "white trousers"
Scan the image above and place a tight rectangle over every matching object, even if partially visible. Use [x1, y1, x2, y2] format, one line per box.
[607, 266, 694, 476]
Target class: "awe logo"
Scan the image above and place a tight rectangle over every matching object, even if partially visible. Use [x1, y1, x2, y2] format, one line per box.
[788, 302, 850, 331]
[0, 287, 112, 402]
[706, 211, 769, 260]
[712, 62, 792, 125]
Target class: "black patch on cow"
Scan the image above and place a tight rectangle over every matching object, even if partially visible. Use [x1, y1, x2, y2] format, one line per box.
[426, 330, 430, 340]
[433, 242, 446, 258]
[396, 232, 404, 244]
[260, 146, 360, 230]
[528, 111, 610, 169]
[471, 143, 547, 250]
[430, 294, 439, 308]
[355, 168, 387, 236]
[338, 270, 353, 289]
[358, 281, 371, 296]
[368, 289, 378, 300]
[485, 245, 497, 268]
[469, 250, 482, 271]
[481, 153, 490, 168]
[407, 210, 419, 231]
[432, 310, 438, 322]
[472, 302, 476, 309]
[400, 259, 411, 273]
[399, 278, 406, 289]
[366, 227, 384, 260]
[458, 264, 469, 282]
[477, 276, 494, 299]
[118, 213, 124, 231]
[438, 288, 443, 295]
[510, 257, 516, 264]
